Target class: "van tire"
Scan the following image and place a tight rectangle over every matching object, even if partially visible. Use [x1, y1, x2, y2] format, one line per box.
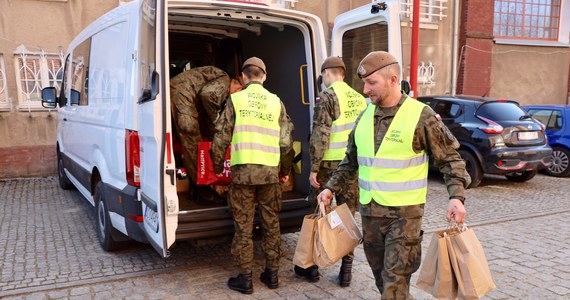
[505, 169, 538, 182]
[459, 149, 482, 188]
[95, 182, 127, 251]
[57, 151, 74, 190]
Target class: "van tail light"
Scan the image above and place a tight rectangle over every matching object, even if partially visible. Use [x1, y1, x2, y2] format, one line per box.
[125, 129, 141, 187]
[477, 116, 504, 134]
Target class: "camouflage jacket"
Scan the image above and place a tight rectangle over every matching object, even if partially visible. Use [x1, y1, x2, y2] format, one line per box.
[211, 82, 294, 185]
[309, 87, 343, 172]
[170, 66, 230, 140]
[325, 94, 471, 200]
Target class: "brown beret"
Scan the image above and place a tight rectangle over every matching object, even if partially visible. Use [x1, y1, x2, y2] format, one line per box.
[357, 51, 398, 78]
[321, 56, 345, 73]
[242, 57, 266, 74]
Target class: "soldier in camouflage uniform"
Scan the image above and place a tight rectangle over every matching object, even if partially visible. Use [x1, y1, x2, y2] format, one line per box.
[170, 66, 231, 182]
[295, 57, 367, 287]
[317, 51, 471, 299]
[211, 57, 293, 295]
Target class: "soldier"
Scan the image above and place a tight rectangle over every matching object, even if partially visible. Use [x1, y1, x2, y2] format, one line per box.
[211, 57, 293, 295]
[170, 66, 231, 183]
[317, 51, 471, 299]
[294, 57, 367, 287]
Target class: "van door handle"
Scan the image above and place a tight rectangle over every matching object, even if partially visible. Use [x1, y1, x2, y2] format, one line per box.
[63, 118, 68, 121]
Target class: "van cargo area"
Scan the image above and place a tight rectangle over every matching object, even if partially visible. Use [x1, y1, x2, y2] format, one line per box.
[167, 7, 314, 240]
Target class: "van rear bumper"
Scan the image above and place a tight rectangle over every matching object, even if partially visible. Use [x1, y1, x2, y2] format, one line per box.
[175, 198, 312, 240]
[103, 182, 147, 243]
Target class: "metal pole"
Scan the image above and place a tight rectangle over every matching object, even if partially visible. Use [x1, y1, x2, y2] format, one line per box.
[450, 0, 460, 96]
[410, 0, 420, 97]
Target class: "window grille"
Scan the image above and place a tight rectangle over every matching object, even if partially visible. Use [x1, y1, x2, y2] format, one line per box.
[400, 0, 448, 24]
[0, 55, 8, 110]
[494, 0, 561, 40]
[14, 45, 64, 111]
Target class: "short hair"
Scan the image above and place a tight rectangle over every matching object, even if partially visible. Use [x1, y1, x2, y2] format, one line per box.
[378, 63, 401, 80]
[326, 67, 345, 77]
[243, 65, 265, 81]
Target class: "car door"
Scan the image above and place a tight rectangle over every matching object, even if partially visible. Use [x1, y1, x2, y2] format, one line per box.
[330, 0, 402, 96]
[137, 0, 178, 258]
[527, 108, 564, 144]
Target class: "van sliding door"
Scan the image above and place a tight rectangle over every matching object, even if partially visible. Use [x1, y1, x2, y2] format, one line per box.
[137, 0, 178, 257]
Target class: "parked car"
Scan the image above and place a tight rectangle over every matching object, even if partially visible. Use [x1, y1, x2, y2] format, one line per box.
[522, 105, 570, 177]
[417, 95, 552, 188]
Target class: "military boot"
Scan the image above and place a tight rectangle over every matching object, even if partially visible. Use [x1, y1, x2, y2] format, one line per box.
[227, 272, 253, 294]
[338, 258, 353, 287]
[260, 268, 279, 289]
[294, 265, 319, 282]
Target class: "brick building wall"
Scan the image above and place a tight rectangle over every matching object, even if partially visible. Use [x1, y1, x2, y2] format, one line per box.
[456, 0, 494, 96]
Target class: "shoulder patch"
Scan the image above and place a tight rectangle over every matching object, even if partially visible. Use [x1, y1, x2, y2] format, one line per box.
[435, 114, 442, 121]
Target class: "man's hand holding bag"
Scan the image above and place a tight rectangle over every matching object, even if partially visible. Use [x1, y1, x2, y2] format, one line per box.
[312, 203, 362, 268]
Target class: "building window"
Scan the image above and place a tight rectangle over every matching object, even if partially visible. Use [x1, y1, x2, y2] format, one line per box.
[400, 0, 448, 24]
[14, 45, 64, 111]
[494, 0, 561, 40]
[0, 55, 9, 111]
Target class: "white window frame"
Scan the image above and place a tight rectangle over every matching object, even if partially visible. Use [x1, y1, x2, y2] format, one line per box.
[0, 54, 9, 111]
[13, 45, 65, 112]
[400, 0, 448, 29]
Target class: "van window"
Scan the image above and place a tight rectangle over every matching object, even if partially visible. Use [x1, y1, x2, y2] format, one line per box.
[89, 21, 129, 105]
[341, 23, 388, 96]
[69, 38, 91, 106]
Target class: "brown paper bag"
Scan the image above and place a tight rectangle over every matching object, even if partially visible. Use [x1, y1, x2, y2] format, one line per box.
[312, 203, 362, 268]
[447, 227, 496, 299]
[416, 230, 458, 299]
[292, 212, 318, 268]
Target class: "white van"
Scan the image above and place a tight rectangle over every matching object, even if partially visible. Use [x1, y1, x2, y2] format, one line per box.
[41, 0, 402, 257]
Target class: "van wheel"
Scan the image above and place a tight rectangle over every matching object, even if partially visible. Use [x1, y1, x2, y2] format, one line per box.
[57, 152, 74, 190]
[458, 150, 482, 188]
[545, 147, 570, 177]
[95, 182, 127, 251]
[505, 169, 538, 182]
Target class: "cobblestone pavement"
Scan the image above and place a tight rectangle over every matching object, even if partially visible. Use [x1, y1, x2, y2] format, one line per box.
[0, 174, 568, 299]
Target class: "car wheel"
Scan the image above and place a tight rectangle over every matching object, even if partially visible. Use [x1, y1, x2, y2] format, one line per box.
[95, 182, 127, 251]
[458, 150, 482, 188]
[505, 169, 538, 182]
[545, 146, 570, 177]
[57, 151, 74, 190]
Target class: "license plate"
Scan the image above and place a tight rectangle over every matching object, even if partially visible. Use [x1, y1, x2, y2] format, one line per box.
[518, 131, 538, 140]
[144, 206, 159, 233]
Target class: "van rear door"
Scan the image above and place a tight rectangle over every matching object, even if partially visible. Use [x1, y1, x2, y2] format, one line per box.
[330, 0, 402, 94]
[137, 0, 178, 257]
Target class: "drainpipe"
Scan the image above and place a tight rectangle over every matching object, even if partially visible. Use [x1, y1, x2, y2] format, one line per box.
[410, 0, 420, 97]
[450, 0, 459, 96]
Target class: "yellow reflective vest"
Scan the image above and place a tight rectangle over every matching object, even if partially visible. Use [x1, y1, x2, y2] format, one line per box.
[323, 81, 367, 161]
[354, 97, 429, 206]
[230, 83, 281, 166]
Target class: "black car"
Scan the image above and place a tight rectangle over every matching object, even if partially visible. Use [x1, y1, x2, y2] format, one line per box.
[418, 95, 552, 188]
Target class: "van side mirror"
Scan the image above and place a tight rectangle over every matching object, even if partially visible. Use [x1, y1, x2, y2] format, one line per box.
[41, 87, 58, 109]
[401, 80, 411, 95]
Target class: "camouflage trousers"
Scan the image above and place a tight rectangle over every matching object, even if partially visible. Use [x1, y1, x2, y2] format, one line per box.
[308, 166, 359, 262]
[360, 202, 424, 300]
[228, 183, 282, 274]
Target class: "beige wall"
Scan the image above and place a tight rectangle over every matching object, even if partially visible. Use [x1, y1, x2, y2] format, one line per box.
[0, 0, 120, 178]
[490, 44, 570, 105]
